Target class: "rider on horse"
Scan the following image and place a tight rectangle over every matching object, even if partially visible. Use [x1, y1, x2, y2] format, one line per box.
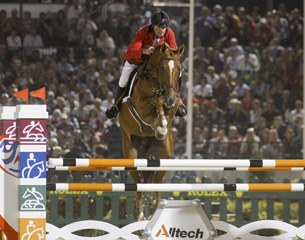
[105, 10, 187, 119]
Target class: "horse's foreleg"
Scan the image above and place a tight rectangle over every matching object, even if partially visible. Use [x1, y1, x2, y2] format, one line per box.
[151, 97, 168, 140]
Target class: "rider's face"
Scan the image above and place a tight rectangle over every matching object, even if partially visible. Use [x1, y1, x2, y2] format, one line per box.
[153, 25, 167, 38]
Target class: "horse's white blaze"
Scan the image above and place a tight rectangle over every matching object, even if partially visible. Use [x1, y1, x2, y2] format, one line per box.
[168, 60, 175, 74]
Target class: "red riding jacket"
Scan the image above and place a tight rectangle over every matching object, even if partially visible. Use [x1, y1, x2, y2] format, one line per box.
[124, 24, 178, 64]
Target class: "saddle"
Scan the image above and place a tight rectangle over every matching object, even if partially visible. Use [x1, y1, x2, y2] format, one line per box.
[122, 68, 153, 133]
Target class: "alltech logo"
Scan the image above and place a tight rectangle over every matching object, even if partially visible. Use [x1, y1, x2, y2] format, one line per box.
[155, 224, 204, 239]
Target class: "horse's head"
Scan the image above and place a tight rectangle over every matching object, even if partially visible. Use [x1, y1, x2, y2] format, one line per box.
[147, 43, 185, 110]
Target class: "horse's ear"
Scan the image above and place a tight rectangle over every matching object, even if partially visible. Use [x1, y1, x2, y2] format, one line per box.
[177, 44, 185, 56]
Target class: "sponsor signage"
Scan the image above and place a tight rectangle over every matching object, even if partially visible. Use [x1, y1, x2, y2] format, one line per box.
[143, 199, 216, 240]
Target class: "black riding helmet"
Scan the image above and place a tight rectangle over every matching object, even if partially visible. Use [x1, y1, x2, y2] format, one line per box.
[151, 11, 170, 29]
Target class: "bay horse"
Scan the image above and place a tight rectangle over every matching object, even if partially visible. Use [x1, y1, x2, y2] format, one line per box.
[118, 42, 185, 220]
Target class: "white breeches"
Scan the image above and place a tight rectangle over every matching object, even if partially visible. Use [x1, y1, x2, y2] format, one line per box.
[118, 61, 138, 88]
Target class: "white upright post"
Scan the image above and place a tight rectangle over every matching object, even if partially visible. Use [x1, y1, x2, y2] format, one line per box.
[186, 0, 194, 158]
[17, 105, 48, 240]
[0, 106, 18, 240]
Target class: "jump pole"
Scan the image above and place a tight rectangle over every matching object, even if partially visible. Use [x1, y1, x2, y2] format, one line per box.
[47, 183, 305, 192]
[48, 158, 305, 168]
[47, 166, 305, 172]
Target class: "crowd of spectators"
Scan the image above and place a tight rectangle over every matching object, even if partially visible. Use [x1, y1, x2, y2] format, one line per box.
[0, 1, 303, 181]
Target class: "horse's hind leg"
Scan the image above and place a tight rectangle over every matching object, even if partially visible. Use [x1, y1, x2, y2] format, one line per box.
[154, 171, 166, 211]
[121, 130, 145, 220]
[121, 129, 137, 159]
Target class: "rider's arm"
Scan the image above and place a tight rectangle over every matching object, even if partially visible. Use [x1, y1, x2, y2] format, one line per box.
[125, 26, 149, 64]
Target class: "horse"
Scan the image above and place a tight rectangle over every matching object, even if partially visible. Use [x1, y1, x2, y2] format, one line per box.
[118, 42, 185, 220]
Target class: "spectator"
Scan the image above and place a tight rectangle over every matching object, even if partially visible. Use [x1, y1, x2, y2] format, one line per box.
[223, 6, 240, 39]
[287, 99, 304, 125]
[241, 89, 255, 112]
[288, 8, 303, 46]
[103, 119, 123, 158]
[103, 10, 117, 40]
[226, 98, 249, 134]
[192, 126, 206, 158]
[207, 128, 228, 159]
[204, 65, 220, 90]
[50, 10, 69, 46]
[261, 128, 283, 158]
[195, 6, 215, 46]
[235, 47, 260, 84]
[20, 11, 36, 37]
[67, 27, 80, 48]
[36, 12, 54, 47]
[240, 127, 260, 158]
[193, 73, 213, 100]
[77, 11, 98, 40]
[252, 17, 273, 47]
[227, 37, 244, 56]
[178, 8, 189, 46]
[172, 127, 186, 158]
[96, 30, 115, 54]
[227, 125, 243, 158]
[116, 16, 131, 47]
[282, 126, 302, 159]
[2, 8, 21, 36]
[206, 98, 225, 128]
[250, 73, 268, 101]
[86, 107, 103, 133]
[224, 44, 238, 70]
[66, 0, 84, 27]
[213, 73, 231, 109]
[233, 76, 250, 99]
[57, 55, 74, 74]
[254, 117, 267, 140]
[23, 27, 44, 52]
[6, 29, 21, 49]
[271, 115, 286, 140]
[261, 99, 280, 128]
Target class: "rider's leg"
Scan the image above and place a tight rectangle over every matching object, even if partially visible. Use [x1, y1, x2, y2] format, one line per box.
[175, 70, 187, 117]
[105, 61, 137, 119]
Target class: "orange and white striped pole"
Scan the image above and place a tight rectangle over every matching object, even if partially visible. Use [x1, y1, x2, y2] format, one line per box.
[47, 166, 305, 172]
[47, 183, 305, 192]
[48, 158, 305, 168]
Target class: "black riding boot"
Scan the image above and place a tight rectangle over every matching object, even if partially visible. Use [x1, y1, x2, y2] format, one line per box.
[175, 72, 187, 117]
[105, 87, 125, 119]
[175, 101, 187, 117]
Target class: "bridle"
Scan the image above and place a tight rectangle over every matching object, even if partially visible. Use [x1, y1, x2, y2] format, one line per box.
[142, 52, 182, 97]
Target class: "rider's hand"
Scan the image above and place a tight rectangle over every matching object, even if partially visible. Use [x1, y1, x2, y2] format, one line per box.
[142, 46, 155, 55]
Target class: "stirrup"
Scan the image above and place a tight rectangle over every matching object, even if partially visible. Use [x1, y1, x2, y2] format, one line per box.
[106, 106, 119, 119]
